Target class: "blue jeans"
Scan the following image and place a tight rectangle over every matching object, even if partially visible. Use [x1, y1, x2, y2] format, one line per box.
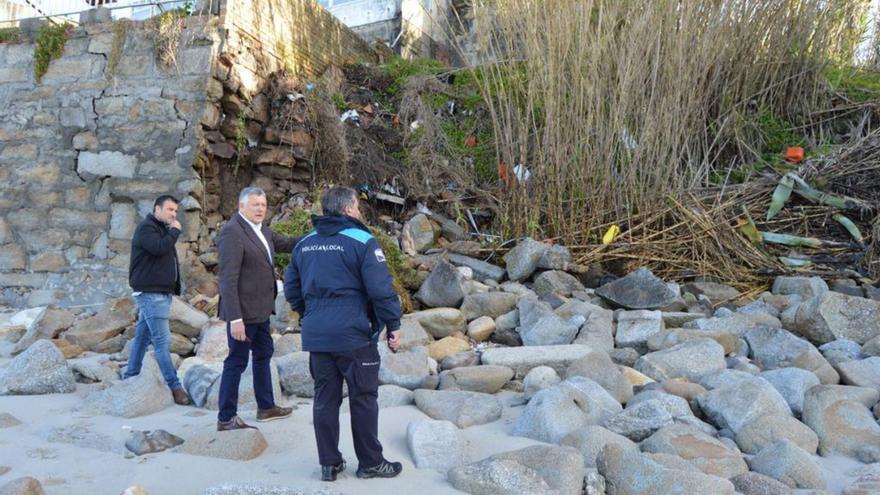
[124, 292, 182, 391]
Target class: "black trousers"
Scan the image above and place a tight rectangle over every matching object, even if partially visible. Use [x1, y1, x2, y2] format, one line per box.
[217, 320, 275, 422]
[309, 344, 383, 468]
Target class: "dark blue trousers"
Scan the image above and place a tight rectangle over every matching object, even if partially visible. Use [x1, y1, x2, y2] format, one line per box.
[217, 320, 275, 422]
[309, 344, 383, 469]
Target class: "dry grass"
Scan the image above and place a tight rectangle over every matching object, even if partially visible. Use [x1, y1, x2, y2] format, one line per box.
[457, 0, 872, 241]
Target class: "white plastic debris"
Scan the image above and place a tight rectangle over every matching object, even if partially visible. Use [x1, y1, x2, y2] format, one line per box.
[340, 109, 360, 126]
[410, 120, 422, 132]
[416, 202, 433, 215]
[287, 93, 305, 102]
[622, 127, 638, 151]
[513, 164, 531, 182]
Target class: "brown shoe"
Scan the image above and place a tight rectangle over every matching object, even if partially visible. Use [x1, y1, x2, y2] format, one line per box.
[172, 387, 191, 406]
[217, 415, 257, 431]
[256, 405, 295, 422]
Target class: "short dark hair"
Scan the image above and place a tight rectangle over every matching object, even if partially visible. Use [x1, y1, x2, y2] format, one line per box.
[321, 186, 358, 216]
[153, 195, 179, 210]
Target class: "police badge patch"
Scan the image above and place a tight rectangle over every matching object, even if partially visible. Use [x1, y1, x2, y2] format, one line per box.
[374, 248, 386, 262]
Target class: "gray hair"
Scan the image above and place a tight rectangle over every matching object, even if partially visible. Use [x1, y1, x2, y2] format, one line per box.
[238, 187, 266, 205]
[321, 186, 357, 216]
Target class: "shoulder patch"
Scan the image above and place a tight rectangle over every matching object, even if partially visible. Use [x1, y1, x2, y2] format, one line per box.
[339, 228, 373, 244]
[374, 248, 386, 263]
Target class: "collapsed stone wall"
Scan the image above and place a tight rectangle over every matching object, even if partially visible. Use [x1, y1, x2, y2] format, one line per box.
[0, 1, 377, 309]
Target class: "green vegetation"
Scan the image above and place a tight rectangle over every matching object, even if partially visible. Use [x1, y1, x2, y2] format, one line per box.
[34, 23, 69, 82]
[151, 8, 187, 68]
[370, 228, 415, 312]
[824, 65, 880, 103]
[383, 57, 446, 96]
[757, 111, 804, 155]
[233, 109, 247, 175]
[106, 20, 127, 79]
[0, 27, 20, 43]
[331, 92, 347, 111]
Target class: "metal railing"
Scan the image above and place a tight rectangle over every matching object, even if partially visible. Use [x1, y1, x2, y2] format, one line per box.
[0, 0, 195, 26]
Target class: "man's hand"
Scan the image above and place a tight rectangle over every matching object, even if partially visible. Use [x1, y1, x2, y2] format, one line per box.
[230, 320, 247, 342]
[169, 219, 182, 231]
[387, 329, 400, 352]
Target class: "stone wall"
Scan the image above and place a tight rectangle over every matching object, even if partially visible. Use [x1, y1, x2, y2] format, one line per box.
[0, 1, 377, 309]
[0, 16, 220, 308]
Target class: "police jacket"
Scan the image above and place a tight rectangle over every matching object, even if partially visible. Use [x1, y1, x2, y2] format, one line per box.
[284, 214, 402, 352]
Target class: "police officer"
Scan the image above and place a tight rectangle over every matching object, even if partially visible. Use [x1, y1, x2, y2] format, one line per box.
[284, 186, 403, 482]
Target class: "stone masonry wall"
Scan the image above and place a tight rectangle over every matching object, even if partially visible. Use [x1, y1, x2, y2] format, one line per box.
[0, 17, 221, 308]
[0, 2, 377, 309]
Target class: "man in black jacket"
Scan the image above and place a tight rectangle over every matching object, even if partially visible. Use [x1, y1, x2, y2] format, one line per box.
[124, 195, 191, 405]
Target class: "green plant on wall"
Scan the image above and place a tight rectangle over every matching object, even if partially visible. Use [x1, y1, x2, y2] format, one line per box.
[151, 8, 187, 68]
[0, 27, 20, 43]
[271, 208, 314, 271]
[34, 23, 69, 82]
[106, 20, 127, 79]
[233, 109, 247, 175]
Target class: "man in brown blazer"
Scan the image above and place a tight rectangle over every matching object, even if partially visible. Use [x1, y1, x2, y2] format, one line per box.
[216, 186, 304, 430]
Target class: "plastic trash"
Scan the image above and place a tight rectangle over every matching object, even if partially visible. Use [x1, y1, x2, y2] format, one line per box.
[340, 109, 360, 126]
[410, 120, 422, 132]
[287, 93, 305, 102]
[513, 164, 531, 182]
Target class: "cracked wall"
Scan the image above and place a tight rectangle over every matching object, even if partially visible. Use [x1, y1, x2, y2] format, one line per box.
[0, 17, 220, 307]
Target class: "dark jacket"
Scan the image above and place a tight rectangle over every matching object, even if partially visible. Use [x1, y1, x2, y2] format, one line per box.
[284, 214, 402, 353]
[217, 213, 301, 324]
[129, 214, 181, 295]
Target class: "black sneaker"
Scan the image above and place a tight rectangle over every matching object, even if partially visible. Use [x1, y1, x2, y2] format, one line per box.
[321, 459, 346, 482]
[356, 459, 402, 479]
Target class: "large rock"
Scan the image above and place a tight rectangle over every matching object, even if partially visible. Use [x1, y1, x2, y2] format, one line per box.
[413, 389, 502, 428]
[627, 389, 693, 418]
[11, 306, 75, 355]
[393, 319, 433, 352]
[379, 346, 430, 390]
[378, 384, 414, 408]
[448, 253, 507, 282]
[696, 377, 791, 434]
[467, 316, 496, 342]
[441, 351, 481, 370]
[68, 356, 120, 384]
[730, 472, 792, 495]
[518, 297, 581, 346]
[537, 244, 572, 270]
[0, 477, 44, 495]
[63, 298, 135, 351]
[125, 429, 184, 456]
[405, 308, 467, 338]
[597, 443, 736, 495]
[647, 327, 738, 355]
[748, 439, 825, 490]
[195, 321, 229, 361]
[605, 400, 674, 441]
[439, 365, 513, 394]
[415, 261, 466, 308]
[793, 291, 880, 345]
[481, 344, 593, 379]
[403, 214, 435, 253]
[170, 333, 195, 356]
[595, 268, 678, 310]
[819, 339, 862, 366]
[532, 270, 584, 297]
[735, 413, 818, 454]
[560, 425, 637, 468]
[460, 292, 519, 321]
[449, 445, 584, 495]
[836, 356, 880, 389]
[179, 428, 268, 460]
[275, 352, 313, 397]
[426, 337, 470, 363]
[573, 305, 615, 352]
[79, 354, 173, 417]
[842, 466, 880, 495]
[772, 276, 828, 299]
[0, 339, 75, 395]
[183, 364, 221, 407]
[615, 310, 664, 353]
[505, 238, 548, 281]
[759, 367, 820, 416]
[513, 377, 622, 443]
[523, 366, 561, 399]
[682, 282, 741, 305]
[635, 338, 726, 382]
[641, 423, 748, 479]
[744, 327, 839, 384]
[566, 351, 632, 404]
[801, 384, 880, 460]
[406, 419, 466, 470]
[169, 297, 209, 338]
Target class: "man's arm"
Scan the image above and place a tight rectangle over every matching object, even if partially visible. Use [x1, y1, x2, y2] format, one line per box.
[138, 222, 180, 256]
[360, 238, 402, 332]
[270, 231, 304, 255]
[217, 225, 245, 322]
[283, 248, 305, 315]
